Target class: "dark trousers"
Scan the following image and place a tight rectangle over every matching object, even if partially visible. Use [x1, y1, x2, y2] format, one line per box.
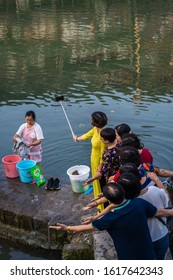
[99, 176, 109, 209]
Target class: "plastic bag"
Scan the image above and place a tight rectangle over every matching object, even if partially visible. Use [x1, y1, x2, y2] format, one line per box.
[30, 165, 46, 186]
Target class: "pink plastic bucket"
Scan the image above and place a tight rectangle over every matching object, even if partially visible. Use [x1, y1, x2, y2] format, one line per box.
[2, 155, 22, 178]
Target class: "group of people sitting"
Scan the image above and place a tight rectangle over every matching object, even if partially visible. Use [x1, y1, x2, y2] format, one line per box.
[48, 111, 173, 260]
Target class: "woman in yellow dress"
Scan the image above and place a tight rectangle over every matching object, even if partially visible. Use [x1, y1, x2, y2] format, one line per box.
[73, 112, 108, 212]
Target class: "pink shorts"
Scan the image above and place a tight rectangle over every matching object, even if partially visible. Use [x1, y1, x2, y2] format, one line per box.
[27, 154, 42, 163]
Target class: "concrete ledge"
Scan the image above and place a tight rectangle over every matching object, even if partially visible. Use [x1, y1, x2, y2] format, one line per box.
[0, 165, 95, 259]
[93, 231, 117, 260]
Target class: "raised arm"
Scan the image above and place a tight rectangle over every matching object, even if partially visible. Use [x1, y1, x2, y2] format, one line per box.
[73, 128, 95, 142]
[49, 223, 95, 233]
[147, 172, 166, 190]
[82, 196, 108, 211]
[159, 169, 173, 177]
[156, 208, 173, 217]
[82, 203, 115, 224]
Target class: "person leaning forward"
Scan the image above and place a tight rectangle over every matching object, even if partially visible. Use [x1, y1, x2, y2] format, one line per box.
[49, 182, 173, 260]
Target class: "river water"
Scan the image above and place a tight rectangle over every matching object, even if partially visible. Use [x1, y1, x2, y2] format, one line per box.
[0, 0, 173, 259]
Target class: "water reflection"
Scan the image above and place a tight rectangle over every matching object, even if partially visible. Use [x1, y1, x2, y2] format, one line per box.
[0, 0, 173, 106]
[0, 0, 173, 260]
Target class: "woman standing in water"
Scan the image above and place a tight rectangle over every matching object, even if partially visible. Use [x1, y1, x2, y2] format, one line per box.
[13, 110, 44, 164]
[73, 111, 108, 212]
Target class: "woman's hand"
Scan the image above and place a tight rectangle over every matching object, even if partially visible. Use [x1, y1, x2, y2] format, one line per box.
[108, 175, 114, 182]
[82, 201, 98, 211]
[49, 223, 68, 231]
[81, 216, 95, 224]
[147, 172, 159, 182]
[83, 178, 93, 186]
[91, 193, 103, 201]
[27, 143, 33, 148]
[27, 139, 41, 147]
[72, 135, 78, 142]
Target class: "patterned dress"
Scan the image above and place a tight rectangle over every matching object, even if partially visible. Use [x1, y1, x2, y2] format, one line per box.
[100, 147, 119, 182]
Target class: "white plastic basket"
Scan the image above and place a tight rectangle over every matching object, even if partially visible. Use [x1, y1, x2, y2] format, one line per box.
[67, 165, 90, 193]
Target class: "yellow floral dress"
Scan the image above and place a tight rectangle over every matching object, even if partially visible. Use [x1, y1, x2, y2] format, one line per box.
[81, 127, 106, 212]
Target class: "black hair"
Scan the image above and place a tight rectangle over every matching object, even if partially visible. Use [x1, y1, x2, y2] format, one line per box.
[115, 123, 131, 138]
[119, 163, 141, 180]
[25, 111, 36, 121]
[121, 133, 144, 149]
[100, 127, 116, 143]
[118, 172, 141, 199]
[91, 111, 108, 128]
[118, 146, 141, 167]
[102, 182, 125, 204]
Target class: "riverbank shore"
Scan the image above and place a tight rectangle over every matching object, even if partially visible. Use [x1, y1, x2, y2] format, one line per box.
[0, 164, 97, 259]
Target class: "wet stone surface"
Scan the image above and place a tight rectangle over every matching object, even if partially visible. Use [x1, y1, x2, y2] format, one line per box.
[0, 165, 96, 258]
[0, 165, 172, 260]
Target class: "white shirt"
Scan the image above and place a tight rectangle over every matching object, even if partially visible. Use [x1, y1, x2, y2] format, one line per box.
[139, 186, 169, 242]
[16, 122, 44, 140]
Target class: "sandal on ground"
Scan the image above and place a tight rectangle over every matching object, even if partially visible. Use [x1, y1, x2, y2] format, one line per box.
[45, 178, 54, 190]
[53, 178, 60, 190]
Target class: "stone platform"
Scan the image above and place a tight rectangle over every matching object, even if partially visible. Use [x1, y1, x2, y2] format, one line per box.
[0, 165, 96, 259]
